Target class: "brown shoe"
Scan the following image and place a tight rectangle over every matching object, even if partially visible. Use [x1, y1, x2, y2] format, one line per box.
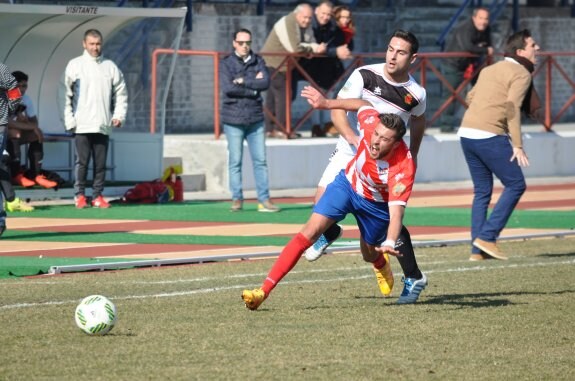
[230, 199, 243, 212]
[472, 238, 508, 260]
[469, 252, 494, 261]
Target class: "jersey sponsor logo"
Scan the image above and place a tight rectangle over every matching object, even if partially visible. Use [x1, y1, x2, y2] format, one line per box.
[392, 181, 407, 196]
[404, 93, 413, 105]
[365, 115, 376, 125]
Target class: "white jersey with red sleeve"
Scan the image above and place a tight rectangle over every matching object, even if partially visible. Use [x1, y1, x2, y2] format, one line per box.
[345, 106, 415, 205]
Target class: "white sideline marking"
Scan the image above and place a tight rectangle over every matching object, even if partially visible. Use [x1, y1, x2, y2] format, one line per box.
[0, 255, 537, 286]
[1, 259, 574, 311]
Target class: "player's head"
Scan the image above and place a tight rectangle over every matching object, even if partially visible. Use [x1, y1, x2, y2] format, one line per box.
[369, 113, 406, 160]
[11, 71, 28, 95]
[83, 29, 103, 58]
[233, 28, 252, 58]
[505, 29, 540, 65]
[294, 3, 314, 29]
[472, 8, 490, 31]
[385, 30, 419, 80]
[315, 1, 334, 26]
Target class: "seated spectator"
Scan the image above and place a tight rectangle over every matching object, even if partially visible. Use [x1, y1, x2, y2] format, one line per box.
[7, 71, 57, 189]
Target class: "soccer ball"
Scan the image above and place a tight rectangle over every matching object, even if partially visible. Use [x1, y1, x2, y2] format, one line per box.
[74, 295, 117, 335]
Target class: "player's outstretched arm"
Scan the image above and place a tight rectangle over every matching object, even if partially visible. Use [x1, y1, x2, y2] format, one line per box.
[301, 85, 370, 110]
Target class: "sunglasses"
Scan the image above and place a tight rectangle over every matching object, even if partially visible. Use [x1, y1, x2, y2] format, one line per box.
[235, 40, 252, 46]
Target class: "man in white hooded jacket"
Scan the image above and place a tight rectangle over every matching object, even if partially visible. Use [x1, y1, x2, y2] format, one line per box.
[60, 29, 128, 209]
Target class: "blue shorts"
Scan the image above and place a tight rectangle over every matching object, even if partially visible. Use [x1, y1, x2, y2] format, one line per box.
[313, 171, 390, 246]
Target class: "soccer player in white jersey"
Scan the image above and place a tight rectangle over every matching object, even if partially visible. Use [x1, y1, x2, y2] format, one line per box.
[305, 29, 428, 304]
[242, 99, 414, 311]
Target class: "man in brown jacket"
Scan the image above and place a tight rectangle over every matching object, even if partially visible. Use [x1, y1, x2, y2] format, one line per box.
[261, 3, 326, 138]
[457, 29, 540, 261]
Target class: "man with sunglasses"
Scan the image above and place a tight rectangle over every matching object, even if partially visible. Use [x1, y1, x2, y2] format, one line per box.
[220, 28, 280, 213]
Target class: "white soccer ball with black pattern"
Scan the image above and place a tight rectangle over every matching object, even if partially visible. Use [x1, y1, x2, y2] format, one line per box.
[74, 295, 117, 335]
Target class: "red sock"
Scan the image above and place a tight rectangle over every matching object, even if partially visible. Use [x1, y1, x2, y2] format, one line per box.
[372, 253, 387, 270]
[262, 233, 312, 295]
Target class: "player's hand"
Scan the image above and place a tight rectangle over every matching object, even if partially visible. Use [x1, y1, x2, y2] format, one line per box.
[375, 245, 402, 257]
[511, 147, 529, 167]
[315, 43, 327, 54]
[301, 86, 327, 109]
[336, 45, 351, 60]
[112, 119, 122, 128]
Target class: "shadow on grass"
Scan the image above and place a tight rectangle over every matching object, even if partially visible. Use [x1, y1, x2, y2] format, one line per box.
[420, 289, 575, 309]
[536, 252, 575, 258]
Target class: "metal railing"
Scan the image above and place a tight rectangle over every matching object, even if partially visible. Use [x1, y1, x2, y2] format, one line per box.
[150, 49, 575, 137]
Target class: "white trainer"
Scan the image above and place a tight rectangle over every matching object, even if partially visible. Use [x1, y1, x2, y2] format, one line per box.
[304, 225, 343, 262]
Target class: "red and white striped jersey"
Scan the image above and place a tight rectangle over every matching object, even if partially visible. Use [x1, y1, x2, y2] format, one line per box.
[345, 106, 415, 205]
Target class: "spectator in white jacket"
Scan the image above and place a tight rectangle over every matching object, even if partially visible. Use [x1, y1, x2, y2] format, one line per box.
[60, 29, 127, 209]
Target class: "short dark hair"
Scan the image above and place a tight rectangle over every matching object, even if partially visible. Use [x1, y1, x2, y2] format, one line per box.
[317, 0, 334, 8]
[233, 28, 252, 41]
[472, 7, 489, 17]
[505, 29, 532, 55]
[84, 29, 103, 41]
[391, 29, 419, 55]
[11, 70, 28, 83]
[379, 113, 407, 141]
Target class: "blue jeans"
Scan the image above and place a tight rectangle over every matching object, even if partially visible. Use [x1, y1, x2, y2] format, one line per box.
[460, 135, 526, 254]
[224, 121, 270, 203]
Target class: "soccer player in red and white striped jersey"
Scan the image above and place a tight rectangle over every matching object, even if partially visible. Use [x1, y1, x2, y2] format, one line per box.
[242, 96, 414, 311]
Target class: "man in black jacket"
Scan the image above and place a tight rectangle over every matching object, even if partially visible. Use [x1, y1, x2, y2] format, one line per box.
[220, 28, 280, 213]
[441, 7, 493, 132]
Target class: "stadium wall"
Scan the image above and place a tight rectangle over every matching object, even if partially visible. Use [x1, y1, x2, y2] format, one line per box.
[164, 128, 575, 192]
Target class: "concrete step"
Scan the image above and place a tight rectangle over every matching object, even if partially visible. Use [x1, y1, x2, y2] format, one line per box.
[15, 185, 132, 203]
